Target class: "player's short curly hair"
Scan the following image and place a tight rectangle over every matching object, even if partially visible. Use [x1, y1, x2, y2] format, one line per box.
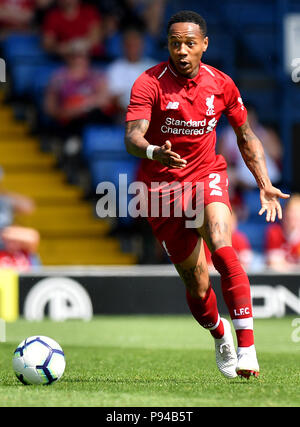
[167, 10, 207, 37]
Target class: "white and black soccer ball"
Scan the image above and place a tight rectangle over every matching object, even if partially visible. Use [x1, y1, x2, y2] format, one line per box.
[13, 336, 66, 385]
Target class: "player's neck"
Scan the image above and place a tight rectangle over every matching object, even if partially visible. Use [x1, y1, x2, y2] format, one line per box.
[168, 58, 201, 80]
[186, 66, 200, 79]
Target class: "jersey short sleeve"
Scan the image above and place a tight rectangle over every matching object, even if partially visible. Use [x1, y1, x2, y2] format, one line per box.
[126, 71, 157, 122]
[223, 76, 247, 128]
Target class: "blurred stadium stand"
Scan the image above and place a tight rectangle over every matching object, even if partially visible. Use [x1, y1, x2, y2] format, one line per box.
[0, 99, 136, 265]
[0, 0, 299, 266]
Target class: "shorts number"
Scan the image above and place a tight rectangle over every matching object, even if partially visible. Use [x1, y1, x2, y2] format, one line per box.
[209, 173, 222, 196]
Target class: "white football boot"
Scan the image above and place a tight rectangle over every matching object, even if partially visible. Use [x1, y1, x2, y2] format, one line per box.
[214, 318, 238, 379]
[236, 345, 260, 379]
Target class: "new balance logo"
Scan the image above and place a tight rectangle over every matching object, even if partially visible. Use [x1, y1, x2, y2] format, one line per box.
[166, 101, 179, 110]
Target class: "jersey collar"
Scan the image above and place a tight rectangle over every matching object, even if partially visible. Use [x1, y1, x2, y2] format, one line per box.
[167, 58, 202, 87]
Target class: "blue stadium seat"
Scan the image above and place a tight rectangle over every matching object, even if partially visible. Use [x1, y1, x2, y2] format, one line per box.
[1, 33, 54, 97]
[240, 89, 279, 122]
[91, 158, 139, 226]
[241, 188, 278, 225]
[2, 34, 47, 63]
[10, 60, 60, 98]
[203, 32, 235, 75]
[32, 62, 61, 124]
[242, 189, 262, 221]
[91, 158, 138, 189]
[105, 32, 157, 60]
[32, 63, 60, 98]
[290, 1, 300, 12]
[82, 125, 128, 162]
[10, 62, 37, 96]
[238, 221, 268, 253]
[221, 0, 276, 26]
[245, 32, 276, 55]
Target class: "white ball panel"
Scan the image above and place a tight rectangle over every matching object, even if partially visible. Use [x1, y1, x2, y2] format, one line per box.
[38, 336, 63, 352]
[47, 353, 66, 380]
[23, 367, 44, 385]
[12, 356, 25, 375]
[23, 341, 50, 367]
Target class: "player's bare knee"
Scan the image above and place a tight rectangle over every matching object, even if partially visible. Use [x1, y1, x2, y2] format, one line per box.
[204, 225, 231, 252]
[210, 239, 231, 253]
[175, 263, 209, 299]
[200, 219, 231, 253]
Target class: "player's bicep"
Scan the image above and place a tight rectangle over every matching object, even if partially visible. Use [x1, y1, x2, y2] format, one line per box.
[126, 72, 157, 122]
[224, 77, 247, 128]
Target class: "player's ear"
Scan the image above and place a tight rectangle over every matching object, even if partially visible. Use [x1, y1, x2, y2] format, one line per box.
[202, 36, 208, 52]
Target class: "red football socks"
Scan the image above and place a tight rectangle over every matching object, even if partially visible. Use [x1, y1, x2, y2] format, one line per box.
[185, 284, 225, 339]
[211, 246, 254, 347]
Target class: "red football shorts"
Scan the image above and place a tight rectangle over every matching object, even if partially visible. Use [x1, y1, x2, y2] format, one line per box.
[147, 170, 232, 264]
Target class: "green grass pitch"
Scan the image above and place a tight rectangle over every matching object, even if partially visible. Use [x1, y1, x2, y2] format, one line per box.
[0, 316, 299, 407]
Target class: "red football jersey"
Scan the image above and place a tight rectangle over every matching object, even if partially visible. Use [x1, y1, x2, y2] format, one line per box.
[0, 250, 32, 272]
[126, 59, 247, 187]
[265, 223, 300, 263]
[43, 4, 102, 54]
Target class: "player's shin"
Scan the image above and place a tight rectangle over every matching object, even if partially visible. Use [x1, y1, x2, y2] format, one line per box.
[211, 246, 254, 348]
[185, 285, 224, 339]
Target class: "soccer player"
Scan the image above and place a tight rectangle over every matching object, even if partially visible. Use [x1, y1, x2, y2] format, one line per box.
[125, 10, 290, 379]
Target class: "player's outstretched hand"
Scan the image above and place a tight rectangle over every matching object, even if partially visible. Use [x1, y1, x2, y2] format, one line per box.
[259, 186, 290, 222]
[153, 140, 187, 169]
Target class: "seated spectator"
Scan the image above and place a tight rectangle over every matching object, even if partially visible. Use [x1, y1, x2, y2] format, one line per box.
[98, 0, 145, 41]
[0, 191, 35, 216]
[217, 104, 282, 216]
[45, 40, 114, 127]
[139, 0, 167, 38]
[0, 182, 36, 225]
[99, 0, 166, 44]
[42, 0, 103, 58]
[107, 27, 157, 122]
[204, 211, 253, 271]
[0, 185, 40, 271]
[265, 194, 300, 272]
[0, 0, 36, 36]
[0, 225, 40, 272]
[44, 39, 115, 181]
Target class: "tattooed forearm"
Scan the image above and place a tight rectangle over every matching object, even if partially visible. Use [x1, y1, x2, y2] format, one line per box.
[234, 119, 272, 189]
[125, 119, 150, 158]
